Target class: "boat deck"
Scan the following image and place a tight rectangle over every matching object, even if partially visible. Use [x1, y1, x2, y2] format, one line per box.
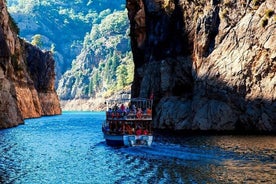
[102, 96, 154, 146]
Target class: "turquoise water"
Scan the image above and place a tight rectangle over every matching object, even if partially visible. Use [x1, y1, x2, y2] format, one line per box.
[0, 112, 275, 184]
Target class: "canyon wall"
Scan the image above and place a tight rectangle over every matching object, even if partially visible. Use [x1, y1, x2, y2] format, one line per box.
[127, 0, 276, 132]
[0, 0, 61, 129]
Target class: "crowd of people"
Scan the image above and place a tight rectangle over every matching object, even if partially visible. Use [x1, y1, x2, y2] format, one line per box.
[105, 103, 152, 135]
[105, 119, 151, 135]
[106, 103, 152, 120]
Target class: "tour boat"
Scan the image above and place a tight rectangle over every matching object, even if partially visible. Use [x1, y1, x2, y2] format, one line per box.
[102, 94, 153, 147]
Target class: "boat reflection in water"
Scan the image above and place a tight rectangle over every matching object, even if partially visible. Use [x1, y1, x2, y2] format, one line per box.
[102, 94, 153, 147]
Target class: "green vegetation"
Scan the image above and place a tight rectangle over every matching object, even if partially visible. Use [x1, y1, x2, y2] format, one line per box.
[8, 0, 130, 100]
[7, 0, 126, 79]
[84, 10, 134, 97]
[57, 9, 133, 99]
[31, 34, 43, 48]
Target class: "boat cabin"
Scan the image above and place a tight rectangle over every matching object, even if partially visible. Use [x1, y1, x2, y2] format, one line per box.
[103, 97, 153, 135]
[102, 95, 154, 146]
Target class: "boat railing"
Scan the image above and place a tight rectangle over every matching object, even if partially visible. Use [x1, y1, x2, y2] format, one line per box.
[103, 120, 153, 136]
[106, 111, 152, 121]
[103, 111, 153, 135]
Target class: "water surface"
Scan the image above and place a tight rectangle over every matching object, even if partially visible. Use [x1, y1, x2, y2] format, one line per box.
[0, 112, 275, 183]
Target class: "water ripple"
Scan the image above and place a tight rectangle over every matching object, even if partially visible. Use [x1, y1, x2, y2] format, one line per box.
[0, 112, 275, 184]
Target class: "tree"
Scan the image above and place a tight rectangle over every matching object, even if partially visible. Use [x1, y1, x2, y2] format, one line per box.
[92, 70, 100, 90]
[110, 51, 120, 80]
[89, 79, 94, 96]
[116, 65, 128, 89]
[31, 34, 43, 48]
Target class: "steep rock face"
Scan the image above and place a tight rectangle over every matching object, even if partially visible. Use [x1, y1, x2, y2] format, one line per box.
[0, 0, 61, 129]
[24, 42, 61, 116]
[127, 0, 276, 132]
[8, 0, 126, 87]
[56, 10, 132, 102]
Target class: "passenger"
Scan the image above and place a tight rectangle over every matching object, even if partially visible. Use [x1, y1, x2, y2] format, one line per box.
[136, 127, 142, 135]
[136, 108, 142, 119]
[111, 111, 115, 119]
[120, 104, 125, 112]
[125, 124, 133, 134]
[125, 107, 130, 115]
[146, 108, 152, 116]
[116, 112, 121, 119]
[120, 104, 127, 117]
[113, 103, 119, 111]
[131, 104, 137, 114]
[143, 129, 149, 135]
[107, 108, 112, 118]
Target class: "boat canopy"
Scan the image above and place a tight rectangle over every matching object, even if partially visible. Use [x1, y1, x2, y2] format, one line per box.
[105, 95, 153, 112]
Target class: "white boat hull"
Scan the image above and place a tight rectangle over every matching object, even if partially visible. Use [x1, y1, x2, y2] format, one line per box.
[103, 133, 153, 147]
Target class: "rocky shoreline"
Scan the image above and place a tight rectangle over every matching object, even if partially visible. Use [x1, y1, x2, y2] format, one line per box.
[60, 98, 106, 112]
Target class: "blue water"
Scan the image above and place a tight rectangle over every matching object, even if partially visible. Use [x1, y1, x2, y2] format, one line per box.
[0, 112, 275, 184]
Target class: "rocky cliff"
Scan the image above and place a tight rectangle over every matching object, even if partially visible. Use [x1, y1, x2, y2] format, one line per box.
[127, 0, 276, 132]
[0, 0, 61, 129]
[8, 0, 126, 87]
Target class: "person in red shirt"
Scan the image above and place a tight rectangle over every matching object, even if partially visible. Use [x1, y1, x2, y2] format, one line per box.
[143, 129, 148, 135]
[136, 127, 142, 135]
[136, 108, 142, 119]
